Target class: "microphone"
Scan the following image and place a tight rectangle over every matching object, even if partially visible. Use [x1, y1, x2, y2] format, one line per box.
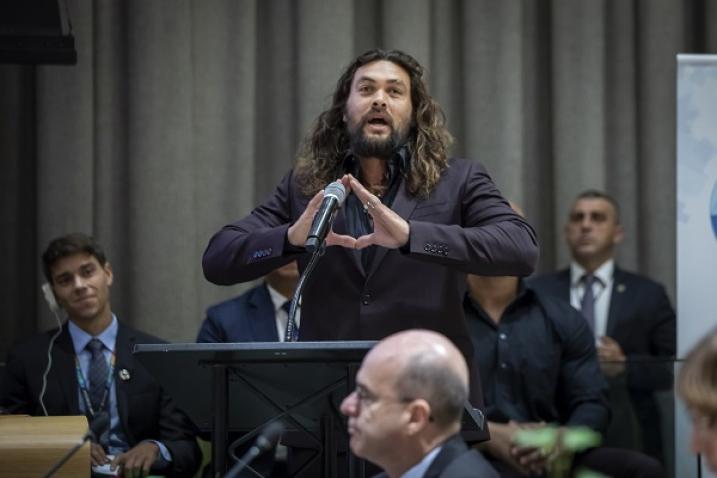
[224, 422, 284, 478]
[85, 412, 111, 441]
[42, 413, 110, 478]
[305, 181, 346, 253]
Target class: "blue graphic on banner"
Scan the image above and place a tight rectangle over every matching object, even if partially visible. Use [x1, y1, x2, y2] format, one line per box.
[712, 181, 717, 239]
[677, 63, 717, 225]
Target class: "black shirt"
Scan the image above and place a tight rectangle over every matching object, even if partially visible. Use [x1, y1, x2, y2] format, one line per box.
[341, 146, 410, 270]
[464, 282, 609, 432]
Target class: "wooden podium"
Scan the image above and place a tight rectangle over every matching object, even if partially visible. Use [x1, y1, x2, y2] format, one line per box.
[0, 415, 90, 477]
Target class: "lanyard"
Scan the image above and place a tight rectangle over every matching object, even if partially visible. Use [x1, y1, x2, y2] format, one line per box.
[74, 351, 116, 418]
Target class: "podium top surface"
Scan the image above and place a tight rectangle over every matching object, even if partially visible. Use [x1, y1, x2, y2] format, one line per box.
[133, 341, 377, 363]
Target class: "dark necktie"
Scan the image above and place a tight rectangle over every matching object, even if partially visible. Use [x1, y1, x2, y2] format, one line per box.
[87, 338, 109, 412]
[282, 301, 299, 342]
[580, 274, 596, 332]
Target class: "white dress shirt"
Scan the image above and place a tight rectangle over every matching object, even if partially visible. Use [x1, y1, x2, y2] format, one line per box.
[569, 259, 615, 338]
[266, 283, 301, 342]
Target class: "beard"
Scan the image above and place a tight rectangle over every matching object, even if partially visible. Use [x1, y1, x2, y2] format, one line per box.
[347, 119, 409, 160]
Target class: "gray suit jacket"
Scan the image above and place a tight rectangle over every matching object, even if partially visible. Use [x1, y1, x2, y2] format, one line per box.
[372, 435, 499, 478]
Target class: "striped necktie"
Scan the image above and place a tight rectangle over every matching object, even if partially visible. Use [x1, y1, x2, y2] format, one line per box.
[87, 338, 108, 411]
[580, 274, 596, 332]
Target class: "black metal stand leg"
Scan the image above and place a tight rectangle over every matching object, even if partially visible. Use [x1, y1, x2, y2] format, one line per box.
[213, 365, 228, 477]
[321, 413, 337, 478]
[346, 364, 364, 478]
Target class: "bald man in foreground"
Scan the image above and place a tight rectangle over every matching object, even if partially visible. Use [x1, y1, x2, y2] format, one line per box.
[341, 330, 498, 478]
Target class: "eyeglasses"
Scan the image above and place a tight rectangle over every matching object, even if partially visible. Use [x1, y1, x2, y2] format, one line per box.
[352, 385, 434, 421]
[353, 385, 412, 409]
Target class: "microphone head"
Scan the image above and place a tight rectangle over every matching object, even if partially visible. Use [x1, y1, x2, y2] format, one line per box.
[87, 412, 110, 441]
[324, 181, 346, 205]
[254, 422, 284, 453]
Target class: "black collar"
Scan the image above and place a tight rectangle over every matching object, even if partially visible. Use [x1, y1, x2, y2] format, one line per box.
[339, 144, 411, 180]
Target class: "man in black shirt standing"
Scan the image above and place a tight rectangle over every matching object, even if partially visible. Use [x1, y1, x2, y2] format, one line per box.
[465, 272, 664, 478]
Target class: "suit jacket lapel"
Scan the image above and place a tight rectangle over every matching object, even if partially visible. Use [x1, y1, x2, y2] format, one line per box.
[366, 178, 418, 279]
[54, 326, 81, 414]
[557, 269, 571, 302]
[607, 267, 627, 337]
[114, 324, 134, 442]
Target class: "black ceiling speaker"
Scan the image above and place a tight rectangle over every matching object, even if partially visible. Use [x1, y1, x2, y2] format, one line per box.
[0, 0, 76, 64]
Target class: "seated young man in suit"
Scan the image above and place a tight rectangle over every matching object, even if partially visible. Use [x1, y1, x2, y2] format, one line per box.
[340, 329, 498, 478]
[528, 190, 676, 461]
[197, 261, 299, 343]
[465, 272, 664, 478]
[0, 233, 201, 478]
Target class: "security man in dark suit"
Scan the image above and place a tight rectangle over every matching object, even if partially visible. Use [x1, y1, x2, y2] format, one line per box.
[529, 190, 676, 463]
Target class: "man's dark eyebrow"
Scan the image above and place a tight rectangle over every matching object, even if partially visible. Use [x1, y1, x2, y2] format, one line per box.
[355, 76, 377, 84]
[355, 76, 407, 87]
[54, 271, 72, 282]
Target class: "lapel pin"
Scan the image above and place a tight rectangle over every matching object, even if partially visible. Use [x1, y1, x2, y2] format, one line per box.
[118, 369, 131, 381]
[616, 284, 626, 293]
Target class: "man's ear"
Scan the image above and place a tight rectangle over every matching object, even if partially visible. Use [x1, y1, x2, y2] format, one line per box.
[104, 262, 114, 287]
[613, 224, 625, 245]
[405, 399, 432, 435]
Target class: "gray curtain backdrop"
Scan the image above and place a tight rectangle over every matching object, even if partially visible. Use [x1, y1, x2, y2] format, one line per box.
[2, 0, 716, 358]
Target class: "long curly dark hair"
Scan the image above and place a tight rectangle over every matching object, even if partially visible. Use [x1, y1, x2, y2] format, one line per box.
[295, 49, 452, 198]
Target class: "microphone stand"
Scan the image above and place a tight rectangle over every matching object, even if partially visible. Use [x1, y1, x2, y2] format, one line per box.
[285, 242, 325, 341]
[41, 434, 93, 478]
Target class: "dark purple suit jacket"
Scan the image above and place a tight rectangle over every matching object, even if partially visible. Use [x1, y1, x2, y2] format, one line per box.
[202, 158, 538, 438]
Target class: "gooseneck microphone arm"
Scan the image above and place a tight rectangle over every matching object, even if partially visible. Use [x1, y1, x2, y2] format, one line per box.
[42, 413, 110, 478]
[286, 181, 346, 342]
[224, 422, 284, 478]
[285, 243, 322, 342]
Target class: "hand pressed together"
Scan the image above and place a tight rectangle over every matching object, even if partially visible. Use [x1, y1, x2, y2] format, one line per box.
[286, 174, 410, 251]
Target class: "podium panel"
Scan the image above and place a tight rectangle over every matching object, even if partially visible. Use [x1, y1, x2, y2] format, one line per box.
[134, 341, 375, 477]
[0, 415, 90, 477]
[134, 341, 484, 477]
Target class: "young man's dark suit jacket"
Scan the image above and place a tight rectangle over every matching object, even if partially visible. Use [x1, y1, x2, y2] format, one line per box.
[0, 323, 202, 478]
[203, 158, 539, 440]
[196, 283, 278, 343]
[528, 266, 676, 460]
[372, 435, 499, 478]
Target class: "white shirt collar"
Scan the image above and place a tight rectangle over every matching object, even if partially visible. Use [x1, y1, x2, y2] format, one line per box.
[570, 258, 614, 286]
[266, 282, 290, 312]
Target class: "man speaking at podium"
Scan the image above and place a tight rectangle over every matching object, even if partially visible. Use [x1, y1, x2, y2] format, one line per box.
[202, 49, 539, 429]
[0, 234, 201, 477]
